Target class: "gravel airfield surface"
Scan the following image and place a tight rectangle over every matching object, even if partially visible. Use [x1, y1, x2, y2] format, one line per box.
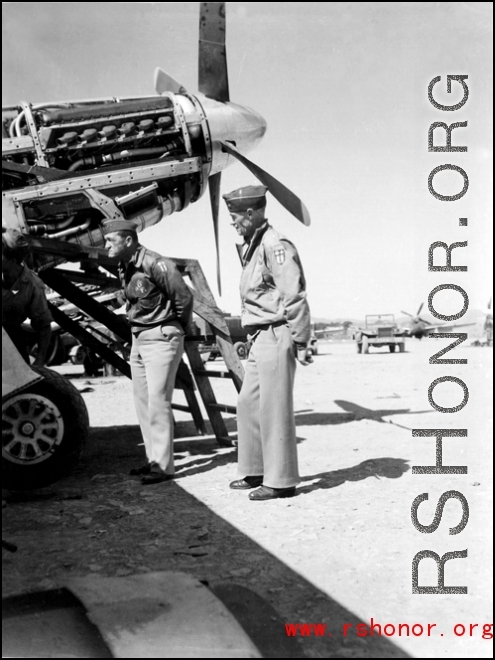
[2, 339, 493, 658]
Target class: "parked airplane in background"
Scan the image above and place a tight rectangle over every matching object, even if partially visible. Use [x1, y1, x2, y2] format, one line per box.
[400, 303, 476, 339]
[313, 325, 345, 338]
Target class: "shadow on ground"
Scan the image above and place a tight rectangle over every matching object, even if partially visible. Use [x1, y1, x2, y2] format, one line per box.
[295, 399, 432, 431]
[3, 424, 412, 658]
[298, 457, 410, 494]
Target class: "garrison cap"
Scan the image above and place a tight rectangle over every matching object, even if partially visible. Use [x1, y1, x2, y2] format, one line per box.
[222, 185, 268, 212]
[101, 219, 138, 235]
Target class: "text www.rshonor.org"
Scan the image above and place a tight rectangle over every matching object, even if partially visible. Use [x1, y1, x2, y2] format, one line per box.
[285, 620, 493, 639]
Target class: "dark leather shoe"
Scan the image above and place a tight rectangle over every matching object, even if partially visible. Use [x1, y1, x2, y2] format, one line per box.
[249, 485, 296, 500]
[129, 464, 151, 476]
[229, 476, 263, 490]
[141, 473, 174, 485]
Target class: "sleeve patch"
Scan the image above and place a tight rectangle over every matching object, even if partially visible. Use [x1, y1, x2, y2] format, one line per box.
[274, 247, 286, 265]
[156, 260, 168, 273]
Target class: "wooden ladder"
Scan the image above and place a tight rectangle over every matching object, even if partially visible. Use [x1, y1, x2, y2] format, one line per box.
[178, 258, 244, 447]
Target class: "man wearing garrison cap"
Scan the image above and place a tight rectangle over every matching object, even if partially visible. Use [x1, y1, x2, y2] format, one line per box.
[223, 185, 312, 501]
[102, 218, 193, 485]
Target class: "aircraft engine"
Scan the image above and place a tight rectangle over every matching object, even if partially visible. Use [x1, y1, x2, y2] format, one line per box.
[2, 93, 216, 265]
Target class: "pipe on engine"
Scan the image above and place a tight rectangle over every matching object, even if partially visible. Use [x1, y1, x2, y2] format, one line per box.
[27, 215, 76, 234]
[48, 218, 91, 239]
[68, 145, 182, 171]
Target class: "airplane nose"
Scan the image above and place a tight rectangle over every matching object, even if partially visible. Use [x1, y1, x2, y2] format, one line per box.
[226, 103, 267, 152]
[194, 95, 267, 176]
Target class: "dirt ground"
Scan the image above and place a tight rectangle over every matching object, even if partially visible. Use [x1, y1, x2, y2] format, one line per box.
[2, 339, 493, 659]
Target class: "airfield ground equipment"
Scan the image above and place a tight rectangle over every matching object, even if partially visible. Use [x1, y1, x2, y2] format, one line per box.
[354, 314, 407, 354]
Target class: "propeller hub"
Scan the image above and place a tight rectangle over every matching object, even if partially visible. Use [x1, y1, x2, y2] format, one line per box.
[195, 95, 267, 176]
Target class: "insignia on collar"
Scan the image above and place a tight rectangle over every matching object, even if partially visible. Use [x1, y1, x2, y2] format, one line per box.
[274, 247, 286, 265]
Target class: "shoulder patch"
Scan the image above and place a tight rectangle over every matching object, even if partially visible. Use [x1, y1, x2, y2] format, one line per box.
[273, 247, 286, 265]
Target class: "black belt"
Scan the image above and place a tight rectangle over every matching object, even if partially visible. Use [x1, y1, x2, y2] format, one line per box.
[244, 320, 287, 335]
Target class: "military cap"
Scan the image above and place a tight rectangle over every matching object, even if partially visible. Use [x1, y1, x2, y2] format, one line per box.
[101, 219, 138, 235]
[222, 185, 268, 212]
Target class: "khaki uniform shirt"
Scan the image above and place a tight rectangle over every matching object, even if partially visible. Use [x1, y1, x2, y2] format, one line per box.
[239, 223, 311, 346]
[2, 264, 53, 331]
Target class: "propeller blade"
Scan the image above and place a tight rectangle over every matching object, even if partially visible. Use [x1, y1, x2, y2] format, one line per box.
[198, 2, 229, 102]
[417, 302, 424, 315]
[154, 67, 187, 95]
[401, 311, 414, 318]
[208, 171, 222, 296]
[220, 141, 311, 226]
[418, 317, 430, 325]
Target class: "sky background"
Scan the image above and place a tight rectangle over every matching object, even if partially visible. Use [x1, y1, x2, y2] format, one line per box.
[2, 2, 493, 321]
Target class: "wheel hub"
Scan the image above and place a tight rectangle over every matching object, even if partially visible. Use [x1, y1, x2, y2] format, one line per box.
[2, 393, 64, 465]
[19, 421, 35, 437]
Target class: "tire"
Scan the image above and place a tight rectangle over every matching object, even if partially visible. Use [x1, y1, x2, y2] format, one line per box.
[234, 341, 247, 360]
[362, 336, 369, 354]
[2, 367, 89, 491]
[389, 344, 396, 353]
[356, 342, 362, 354]
[399, 342, 405, 353]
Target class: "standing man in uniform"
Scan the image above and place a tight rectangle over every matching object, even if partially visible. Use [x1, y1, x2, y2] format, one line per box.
[2, 228, 53, 366]
[223, 185, 313, 501]
[103, 220, 194, 485]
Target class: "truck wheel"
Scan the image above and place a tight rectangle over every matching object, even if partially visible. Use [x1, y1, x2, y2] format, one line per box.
[2, 367, 88, 491]
[356, 342, 362, 354]
[399, 342, 406, 353]
[234, 342, 247, 360]
[362, 337, 369, 354]
[389, 344, 396, 353]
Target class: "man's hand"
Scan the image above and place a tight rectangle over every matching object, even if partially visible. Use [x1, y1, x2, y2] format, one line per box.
[296, 346, 313, 366]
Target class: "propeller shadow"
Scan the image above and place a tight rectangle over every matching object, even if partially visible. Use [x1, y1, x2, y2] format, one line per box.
[298, 457, 410, 495]
[295, 399, 432, 431]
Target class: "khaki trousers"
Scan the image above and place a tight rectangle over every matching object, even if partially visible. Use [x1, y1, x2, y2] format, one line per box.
[130, 324, 184, 474]
[237, 324, 300, 488]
